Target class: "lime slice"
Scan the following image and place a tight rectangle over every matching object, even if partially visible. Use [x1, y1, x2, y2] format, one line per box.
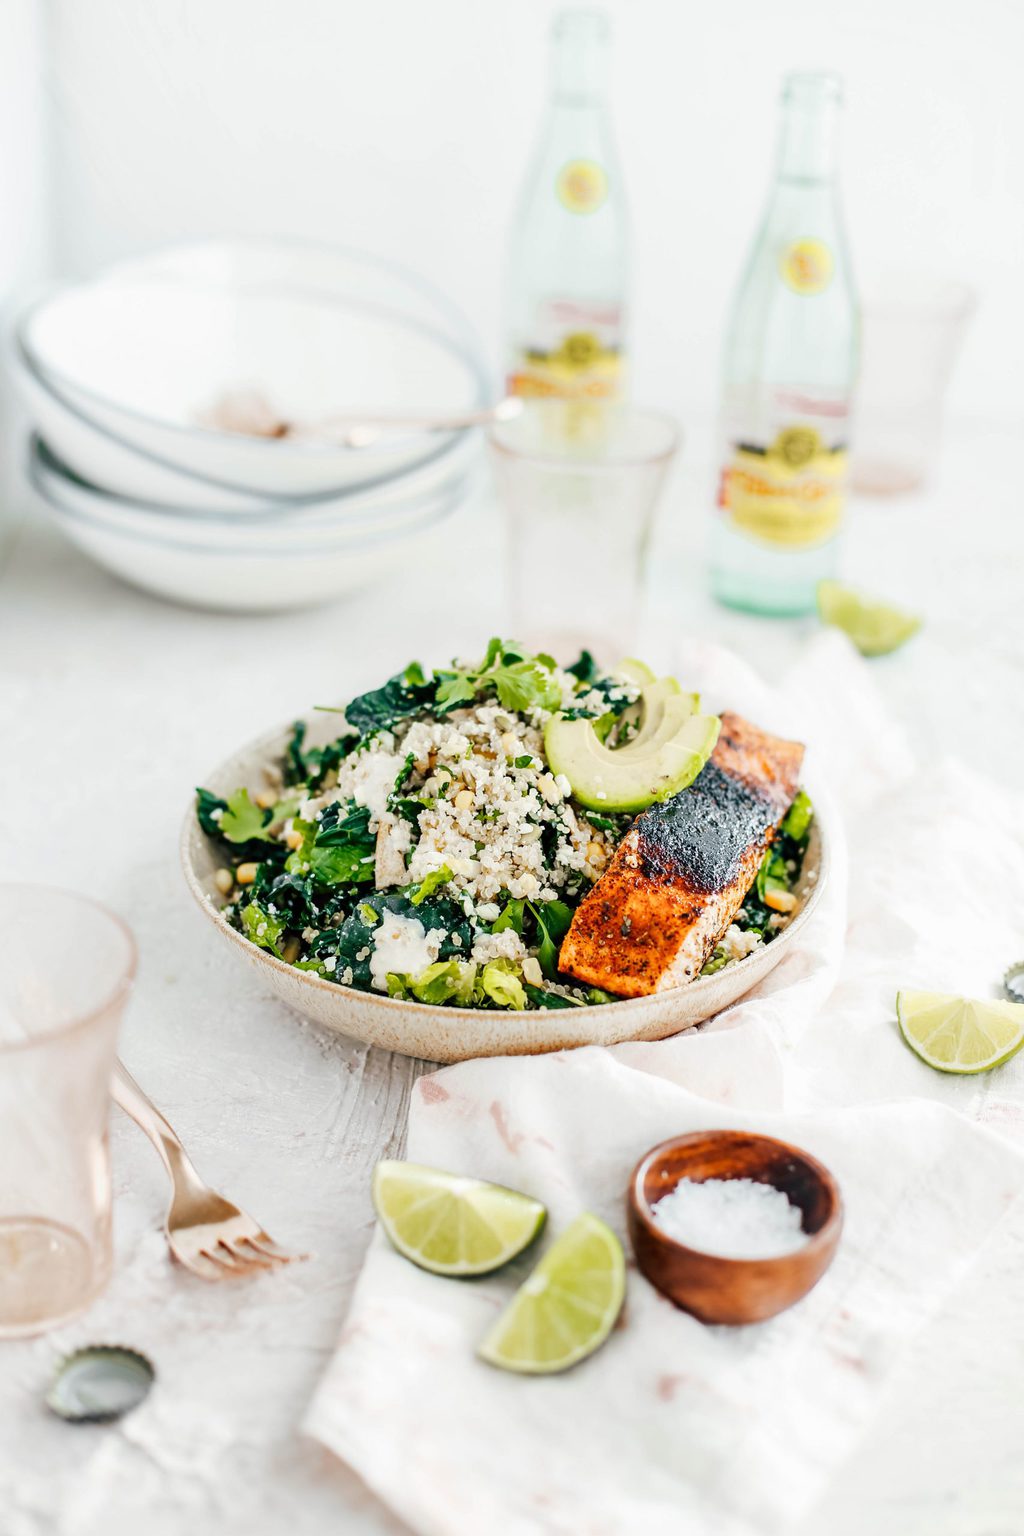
[817, 580, 921, 656]
[896, 990, 1024, 1074]
[478, 1212, 625, 1374]
[372, 1161, 546, 1276]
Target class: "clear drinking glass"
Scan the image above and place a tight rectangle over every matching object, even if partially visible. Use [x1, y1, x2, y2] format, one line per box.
[489, 400, 679, 657]
[0, 886, 135, 1337]
[852, 275, 975, 494]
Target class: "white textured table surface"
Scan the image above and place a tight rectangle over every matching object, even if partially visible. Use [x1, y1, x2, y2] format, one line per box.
[1, 420, 1022, 1536]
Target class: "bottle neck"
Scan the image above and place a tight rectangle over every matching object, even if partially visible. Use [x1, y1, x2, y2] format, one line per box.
[774, 74, 842, 184]
[549, 9, 610, 105]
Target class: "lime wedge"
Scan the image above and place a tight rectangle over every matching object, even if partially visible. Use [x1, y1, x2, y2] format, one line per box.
[372, 1161, 546, 1276]
[478, 1212, 625, 1374]
[817, 580, 921, 656]
[896, 990, 1024, 1074]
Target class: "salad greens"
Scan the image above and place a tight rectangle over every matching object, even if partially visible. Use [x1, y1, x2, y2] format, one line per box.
[196, 638, 813, 1012]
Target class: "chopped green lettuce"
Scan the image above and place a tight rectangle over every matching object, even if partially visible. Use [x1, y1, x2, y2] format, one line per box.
[388, 960, 478, 1006]
[780, 790, 814, 843]
[479, 958, 528, 1011]
[240, 900, 286, 956]
[410, 866, 454, 905]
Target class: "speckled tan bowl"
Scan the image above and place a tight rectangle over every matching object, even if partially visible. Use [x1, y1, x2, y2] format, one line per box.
[181, 712, 831, 1063]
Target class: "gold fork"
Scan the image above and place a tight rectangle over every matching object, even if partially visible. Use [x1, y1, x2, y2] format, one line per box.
[112, 1059, 306, 1280]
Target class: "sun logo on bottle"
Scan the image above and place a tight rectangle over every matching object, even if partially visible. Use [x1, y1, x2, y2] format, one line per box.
[779, 238, 834, 295]
[766, 425, 822, 469]
[556, 159, 608, 215]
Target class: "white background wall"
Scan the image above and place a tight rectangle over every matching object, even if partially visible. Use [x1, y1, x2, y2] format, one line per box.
[39, 0, 1024, 426]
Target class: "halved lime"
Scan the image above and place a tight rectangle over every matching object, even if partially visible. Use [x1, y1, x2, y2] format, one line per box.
[896, 990, 1024, 1074]
[372, 1161, 546, 1276]
[817, 580, 921, 656]
[478, 1212, 625, 1374]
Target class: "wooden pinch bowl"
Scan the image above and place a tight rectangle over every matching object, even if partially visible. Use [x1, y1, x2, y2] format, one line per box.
[628, 1131, 843, 1325]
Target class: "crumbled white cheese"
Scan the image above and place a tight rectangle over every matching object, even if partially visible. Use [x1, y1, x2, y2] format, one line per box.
[369, 914, 441, 992]
[335, 748, 407, 821]
[722, 924, 763, 961]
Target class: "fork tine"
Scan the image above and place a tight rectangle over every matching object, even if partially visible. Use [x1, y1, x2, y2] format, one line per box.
[200, 1243, 258, 1276]
[233, 1236, 291, 1266]
[250, 1231, 308, 1264]
[220, 1237, 280, 1270]
[172, 1247, 233, 1282]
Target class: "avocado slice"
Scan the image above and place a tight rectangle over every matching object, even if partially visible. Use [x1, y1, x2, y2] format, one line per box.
[609, 673, 693, 750]
[612, 657, 657, 686]
[629, 680, 699, 749]
[545, 706, 721, 813]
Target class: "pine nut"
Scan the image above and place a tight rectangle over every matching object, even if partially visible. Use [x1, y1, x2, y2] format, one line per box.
[236, 862, 259, 885]
[214, 867, 233, 894]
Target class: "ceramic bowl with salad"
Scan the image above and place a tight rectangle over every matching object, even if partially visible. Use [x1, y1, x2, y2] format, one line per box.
[183, 640, 827, 1061]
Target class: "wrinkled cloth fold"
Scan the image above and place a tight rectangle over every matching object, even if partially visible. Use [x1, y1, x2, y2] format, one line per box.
[305, 634, 1024, 1536]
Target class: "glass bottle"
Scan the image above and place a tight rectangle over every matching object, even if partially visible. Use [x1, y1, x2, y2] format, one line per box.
[710, 71, 858, 616]
[505, 8, 628, 402]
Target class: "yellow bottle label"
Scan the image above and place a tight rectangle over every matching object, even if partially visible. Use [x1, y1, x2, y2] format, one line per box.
[779, 238, 834, 294]
[718, 427, 846, 548]
[507, 331, 623, 400]
[556, 159, 608, 214]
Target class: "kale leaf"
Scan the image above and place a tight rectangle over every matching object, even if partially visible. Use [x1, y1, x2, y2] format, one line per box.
[566, 650, 600, 684]
[344, 667, 436, 737]
[308, 801, 376, 886]
[283, 721, 355, 789]
[523, 982, 578, 1010]
[196, 787, 228, 839]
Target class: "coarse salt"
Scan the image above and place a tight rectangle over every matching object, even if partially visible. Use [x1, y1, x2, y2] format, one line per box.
[650, 1176, 808, 1259]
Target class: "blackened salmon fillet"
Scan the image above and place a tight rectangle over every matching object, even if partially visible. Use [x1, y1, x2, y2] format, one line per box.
[559, 712, 804, 998]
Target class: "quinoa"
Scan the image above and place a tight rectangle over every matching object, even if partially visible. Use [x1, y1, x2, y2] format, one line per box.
[196, 640, 812, 1009]
[195, 640, 639, 1013]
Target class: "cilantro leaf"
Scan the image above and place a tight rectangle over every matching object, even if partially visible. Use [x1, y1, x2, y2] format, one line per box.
[528, 898, 574, 979]
[433, 640, 560, 716]
[492, 897, 525, 935]
[434, 671, 478, 710]
[491, 659, 561, 713]
[219, 788, 274, 845]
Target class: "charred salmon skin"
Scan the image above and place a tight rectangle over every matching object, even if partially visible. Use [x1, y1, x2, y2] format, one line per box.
[559, 713, 804, 997]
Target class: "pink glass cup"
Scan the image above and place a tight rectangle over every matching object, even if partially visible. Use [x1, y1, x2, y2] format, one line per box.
[0, 885, 135, 1337]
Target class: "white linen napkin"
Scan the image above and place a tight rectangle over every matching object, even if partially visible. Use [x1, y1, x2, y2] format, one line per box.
[305, 635, 1024, 1535]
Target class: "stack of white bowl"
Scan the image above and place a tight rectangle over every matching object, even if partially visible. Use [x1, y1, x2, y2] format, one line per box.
[13, 240, 489, 611]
